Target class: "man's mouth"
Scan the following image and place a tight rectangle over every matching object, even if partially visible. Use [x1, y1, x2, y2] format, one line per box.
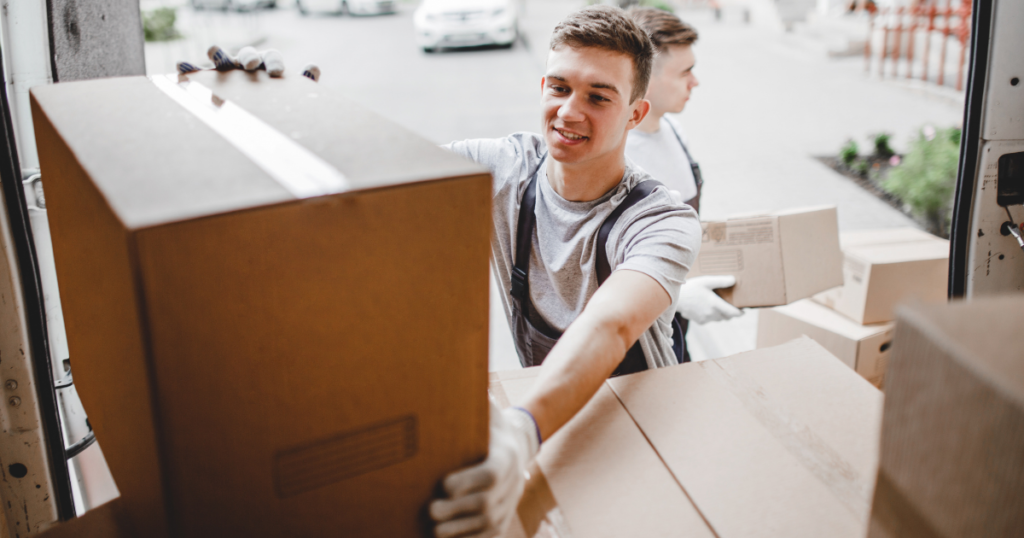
[554, 127, 588, 141]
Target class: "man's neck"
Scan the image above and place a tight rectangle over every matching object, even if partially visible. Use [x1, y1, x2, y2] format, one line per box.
[636, 108, 664, 134]
[546, 150, 627, 202]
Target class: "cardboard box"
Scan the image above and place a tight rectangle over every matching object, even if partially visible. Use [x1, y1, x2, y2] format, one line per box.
[492, 337, 883, 538]
[813, 228, 949, 324]
[32, 71, 491, 538]
[757, 299, 895, 387]
[686, 206, 843, 308]
[36, 499, 130, 538]
[868, 295, 1024, 538]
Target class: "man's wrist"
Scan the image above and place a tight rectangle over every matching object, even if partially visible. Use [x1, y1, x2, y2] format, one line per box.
[506, 406, 542, 459]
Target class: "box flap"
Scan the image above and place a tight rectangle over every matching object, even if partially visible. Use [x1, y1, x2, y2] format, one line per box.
[491, 370, 714, 538]
[30, 72, 485, 230]
[609, 338, 879, 537]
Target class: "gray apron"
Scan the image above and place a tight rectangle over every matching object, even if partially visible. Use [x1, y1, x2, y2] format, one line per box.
[508, 174, 685, 376]
[665, 119, 704, 363]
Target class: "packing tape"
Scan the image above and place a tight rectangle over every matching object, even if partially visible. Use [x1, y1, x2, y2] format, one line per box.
[150, 73, 349, 199]
[700, 358, 873, 520]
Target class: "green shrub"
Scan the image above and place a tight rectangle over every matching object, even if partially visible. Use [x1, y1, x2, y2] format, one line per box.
[883, 126, 961, 237]
[143, 8, 181, 42]
[852, 159, 869, 177]
[840, 139, 859, 166]
[872, 132, 894, 159]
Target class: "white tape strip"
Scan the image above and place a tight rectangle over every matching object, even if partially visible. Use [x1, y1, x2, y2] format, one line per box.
[150, 74, 349, 198]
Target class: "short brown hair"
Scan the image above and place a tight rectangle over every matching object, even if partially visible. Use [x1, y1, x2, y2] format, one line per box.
[550, 5, 655, 104]
[627, 7, 699, 52]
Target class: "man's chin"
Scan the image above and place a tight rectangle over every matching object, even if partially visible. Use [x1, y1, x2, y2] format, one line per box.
[545, 136, 587, 164]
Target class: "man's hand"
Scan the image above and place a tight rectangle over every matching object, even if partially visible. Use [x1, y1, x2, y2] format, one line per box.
[430, 401, 540, 538]
[676, 275, 742, 324]
[176, 45, 321, 82]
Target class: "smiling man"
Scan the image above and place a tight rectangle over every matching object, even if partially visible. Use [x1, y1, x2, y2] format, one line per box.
[430, 6, 701, 537]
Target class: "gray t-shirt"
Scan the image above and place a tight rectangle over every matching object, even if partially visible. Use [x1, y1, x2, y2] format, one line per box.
[626, 116, 699, 202]
[445, 132, 701, 369]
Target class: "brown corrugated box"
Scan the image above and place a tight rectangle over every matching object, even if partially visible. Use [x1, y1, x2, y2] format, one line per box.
[868, 295, 1024, 538]
[758, 299, 895, 387]
[687, 206, 843, 307]
[493, 337, 882, 538]
[32, 71, 491, 538]
[813, 228, 949, 324]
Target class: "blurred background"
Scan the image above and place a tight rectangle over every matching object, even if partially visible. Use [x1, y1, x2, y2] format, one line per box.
[139, 0, 969, 365]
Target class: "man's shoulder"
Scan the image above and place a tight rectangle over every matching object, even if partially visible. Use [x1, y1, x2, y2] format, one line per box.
[444, 132, 546, 167]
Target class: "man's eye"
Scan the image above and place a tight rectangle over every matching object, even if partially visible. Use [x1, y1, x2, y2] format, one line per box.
[551, 86, 568, 93]
[591, 94, 608, 102]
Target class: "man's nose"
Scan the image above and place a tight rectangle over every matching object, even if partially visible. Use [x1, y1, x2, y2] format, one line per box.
[690, 75, 700, 89]
[557, 93, 586, 122]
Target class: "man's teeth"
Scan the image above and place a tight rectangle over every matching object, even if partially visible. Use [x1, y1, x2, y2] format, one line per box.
[558, 129, 585, 140]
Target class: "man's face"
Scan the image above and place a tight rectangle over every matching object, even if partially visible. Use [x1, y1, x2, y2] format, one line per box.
[542, 46, 648, 165]
[645, 45, 698, 114]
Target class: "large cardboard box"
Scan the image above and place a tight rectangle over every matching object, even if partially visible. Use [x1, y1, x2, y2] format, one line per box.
[868, 295, 1024, 538]
[32, 71, 491, 538]
[686, 206, 843, 308]
[813, 228, 949, 324]
[493, 337, 883, 538]
[758, 299, 895, 387]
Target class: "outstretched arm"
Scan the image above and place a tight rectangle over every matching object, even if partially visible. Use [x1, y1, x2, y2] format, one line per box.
[429, 269, 672, 538]
[522, 268, 671, 440]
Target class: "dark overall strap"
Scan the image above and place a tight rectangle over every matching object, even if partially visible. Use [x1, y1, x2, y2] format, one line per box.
[510, 175, 538, 304]
[511, 176, 686, 373]
[595, 180, 662, 284]
[664, 119, 704, 213]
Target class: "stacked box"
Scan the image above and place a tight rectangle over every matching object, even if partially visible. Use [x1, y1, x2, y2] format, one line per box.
[492, 337, 883, 538]
[813, 228, 949, 324]
[686, 206, 844, 308]
[869, 295, 1024, 537]
[32, 71, 491, 538]
[757, 299, 894, 387]
[757, 228, 948, 386]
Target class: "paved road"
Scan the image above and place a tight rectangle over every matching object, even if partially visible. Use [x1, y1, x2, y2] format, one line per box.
[147, 1, 965, 366]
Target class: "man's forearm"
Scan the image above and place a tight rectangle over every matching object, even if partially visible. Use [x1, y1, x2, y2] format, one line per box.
[522, 309, 631, 441]
[520, 270, 672, 441]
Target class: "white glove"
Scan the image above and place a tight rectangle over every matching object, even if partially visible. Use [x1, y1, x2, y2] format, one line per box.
[430, 400, 540, 538]
[676, 275, 743, 324]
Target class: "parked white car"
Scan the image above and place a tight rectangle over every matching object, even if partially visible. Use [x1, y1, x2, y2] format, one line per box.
[297, 0, 396, 15]
[413, 0, 519, 52]
[191, 0, 276, 11]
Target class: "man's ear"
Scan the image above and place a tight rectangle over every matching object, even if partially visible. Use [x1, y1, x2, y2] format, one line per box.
[540, 77, 546, 92]
[628, 98, 651, 129]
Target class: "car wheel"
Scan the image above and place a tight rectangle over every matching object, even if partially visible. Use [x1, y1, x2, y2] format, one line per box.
[423, 46, 437, 53]
[340, 0, 349, 15]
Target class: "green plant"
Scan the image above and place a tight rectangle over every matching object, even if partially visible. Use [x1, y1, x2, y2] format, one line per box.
[883, 126, 961, 237]
[840, 139, 859, 166]
[143, 8, 181, 42]
[872, 132, 894, 159]
[852, 159, 869, 177]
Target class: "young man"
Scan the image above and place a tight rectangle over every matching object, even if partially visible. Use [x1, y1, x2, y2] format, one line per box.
[429, 6, 701, 538]
[626, 8, 742, 361]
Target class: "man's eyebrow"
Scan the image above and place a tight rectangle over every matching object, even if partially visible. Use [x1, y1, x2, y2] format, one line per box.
[546, 75, 619, 95]
[590, 82, 620, 95]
